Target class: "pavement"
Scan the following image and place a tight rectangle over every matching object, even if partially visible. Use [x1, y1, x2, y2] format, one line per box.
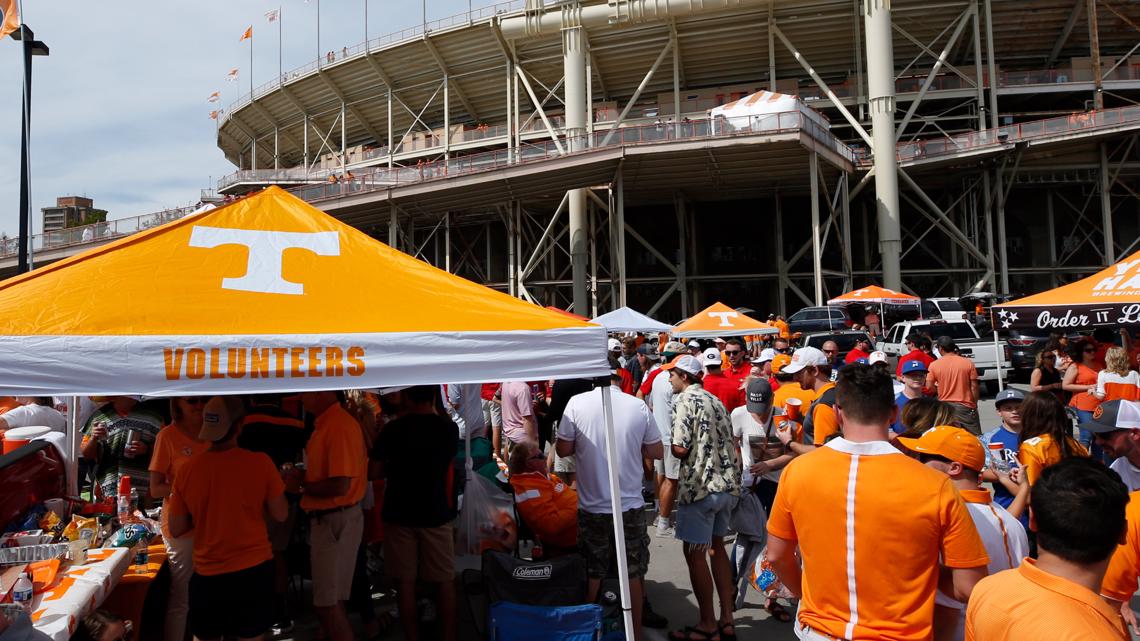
[285, 383, 1140, 640]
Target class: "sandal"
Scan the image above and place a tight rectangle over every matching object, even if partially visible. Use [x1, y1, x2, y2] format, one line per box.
[766, 599, 792, 623]
[668, 625, 721, 641]
[719, 623, 737, 641]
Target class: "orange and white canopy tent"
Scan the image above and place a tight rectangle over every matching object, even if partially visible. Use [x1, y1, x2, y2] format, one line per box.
[672, 302, 778, 339]
[992, 250, 1140, 332]
[0, 187, 609, 396]
[827, 285, 919, 306]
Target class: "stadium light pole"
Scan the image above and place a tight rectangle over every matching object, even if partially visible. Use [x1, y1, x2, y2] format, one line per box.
[13, 24, 49, 275]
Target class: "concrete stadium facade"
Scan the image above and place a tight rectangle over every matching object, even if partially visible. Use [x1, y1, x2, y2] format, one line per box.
[214, 0, 1140, 319]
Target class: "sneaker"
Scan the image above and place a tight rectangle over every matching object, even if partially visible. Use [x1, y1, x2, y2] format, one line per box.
[269, 619, 294, 637]
[641, 600, 668, 629]
[655, 516, 675, 538]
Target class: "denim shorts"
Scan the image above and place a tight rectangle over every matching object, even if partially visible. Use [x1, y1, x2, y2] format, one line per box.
[675, 491, 739, 546]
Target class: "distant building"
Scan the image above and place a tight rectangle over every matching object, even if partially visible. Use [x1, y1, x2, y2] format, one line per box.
[42, 196, 95, 231]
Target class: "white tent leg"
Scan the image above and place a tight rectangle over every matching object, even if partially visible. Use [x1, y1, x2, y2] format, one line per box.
[993, 328, 1004, 392]
[600, 385, 636, 635]
[67, 395, 80, 497]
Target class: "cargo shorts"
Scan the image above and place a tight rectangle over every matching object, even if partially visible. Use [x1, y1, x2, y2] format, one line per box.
[577, 508, 650, 580]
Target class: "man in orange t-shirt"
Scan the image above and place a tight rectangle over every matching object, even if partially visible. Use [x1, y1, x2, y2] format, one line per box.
[292, 391, 368, 641]
[168, 396, 288, 641]
[1102, 491, 1140, 635]
[508, 440, 578, 550]
[776, 347, 838, 455]
[967, 458, 1129, 640]
[926, 337, 981, 434]
[767, 364, 989, 641]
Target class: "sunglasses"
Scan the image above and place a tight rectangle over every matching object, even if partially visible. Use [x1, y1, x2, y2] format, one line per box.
[822, 349, 837, 354]
[775, 347, 792, 354]
[725, 350, 743, 356]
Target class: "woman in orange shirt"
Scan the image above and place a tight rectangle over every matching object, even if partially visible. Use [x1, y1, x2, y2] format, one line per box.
[1017, 392, 1087, 487]
[148, 397, 210, 641]
[1094, 346, 1140, 403]
[1062, 338, 1102, 456]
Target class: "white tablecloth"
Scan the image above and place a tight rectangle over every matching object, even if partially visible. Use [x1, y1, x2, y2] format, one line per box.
[30, 547, 131, 641]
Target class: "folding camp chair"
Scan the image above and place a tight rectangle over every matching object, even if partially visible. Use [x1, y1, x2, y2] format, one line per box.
[488, 602, 603, 641]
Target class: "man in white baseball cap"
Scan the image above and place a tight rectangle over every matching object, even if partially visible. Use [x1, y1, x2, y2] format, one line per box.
[703, 348, 742, 412]
[1087, 400, 1140, 491]
[776, 347, 837, 456]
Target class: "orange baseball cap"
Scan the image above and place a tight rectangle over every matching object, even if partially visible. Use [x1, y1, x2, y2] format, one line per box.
[771, 353, 792, 373]
[897, 425, 985, 472]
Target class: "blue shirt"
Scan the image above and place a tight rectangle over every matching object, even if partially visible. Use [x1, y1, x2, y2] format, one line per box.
[982, 425, 1028, 527]
[891, 392, 912, 434]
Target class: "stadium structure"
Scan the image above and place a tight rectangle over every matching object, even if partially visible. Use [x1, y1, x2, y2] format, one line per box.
[211, 0, 1140, 319]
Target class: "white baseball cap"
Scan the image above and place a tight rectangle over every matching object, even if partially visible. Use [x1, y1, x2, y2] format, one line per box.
[782, 346, 829, 374]
[869, 350, 888, 364]
[607, 338, 621, 351]
[702, 347, 723, 367]
[752, 348, 776, 364]
[662, 354, 704, 378]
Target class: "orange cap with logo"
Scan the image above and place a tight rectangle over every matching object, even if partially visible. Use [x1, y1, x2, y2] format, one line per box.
[771, 353, 793, 374]
[897, 425, 985, 472]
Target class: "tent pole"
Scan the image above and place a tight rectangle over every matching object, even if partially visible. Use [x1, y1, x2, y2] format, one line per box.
[993, 327, 1004, 392]
[67, 396, 80, 497]
[600, 384, 635, 635]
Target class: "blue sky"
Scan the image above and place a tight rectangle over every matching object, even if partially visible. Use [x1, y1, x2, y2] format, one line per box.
[0, 0, 473, 236]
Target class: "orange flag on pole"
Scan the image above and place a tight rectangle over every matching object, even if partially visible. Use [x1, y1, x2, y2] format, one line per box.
[239, 26, 252, 41]
[0, 0, 19, 40]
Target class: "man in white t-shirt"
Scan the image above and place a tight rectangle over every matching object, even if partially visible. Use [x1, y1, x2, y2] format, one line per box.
[1087, 399, 1140, 491]
[557, 368, 663, 641]
[730, 378, 792, 513]
[648, 343, 687, 537]
[0, 397, 67, 433]
[898, 426, 1028, 641]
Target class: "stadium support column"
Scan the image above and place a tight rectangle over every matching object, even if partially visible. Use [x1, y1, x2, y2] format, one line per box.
[864, 0, 902, 291]
[564, 17, 590, 315]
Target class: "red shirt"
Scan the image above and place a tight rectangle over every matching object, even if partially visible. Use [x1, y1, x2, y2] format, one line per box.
[618, 369, 634, 395]
[703, 371, 743, 412]
[639, 367, 664, 396]
[897, 350, 936, 376]
[724, 361, 751, 389]
[845, 348, 871, 364]
[480, 383, 501, 401]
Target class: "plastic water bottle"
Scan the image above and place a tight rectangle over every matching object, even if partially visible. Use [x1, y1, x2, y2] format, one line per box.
[12, 572, 33, 614]
[133, 539, 149, 573]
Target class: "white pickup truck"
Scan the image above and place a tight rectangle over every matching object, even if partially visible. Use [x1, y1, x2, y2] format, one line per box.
[876, 320, 1011, 394]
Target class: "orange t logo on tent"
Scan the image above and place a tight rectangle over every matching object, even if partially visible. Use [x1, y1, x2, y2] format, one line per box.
[188, 226, 340, 295]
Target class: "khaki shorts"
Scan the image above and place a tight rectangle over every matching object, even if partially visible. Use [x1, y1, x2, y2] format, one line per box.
[653, 445, 680, 480]
[308, 504, 363, 608]
[383, 523, 455, 583]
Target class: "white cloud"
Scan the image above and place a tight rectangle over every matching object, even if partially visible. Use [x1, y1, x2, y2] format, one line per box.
[0, 0, 472, 235]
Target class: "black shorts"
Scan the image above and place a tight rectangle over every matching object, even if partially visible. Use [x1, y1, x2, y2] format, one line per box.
[189, 560, 274, 640]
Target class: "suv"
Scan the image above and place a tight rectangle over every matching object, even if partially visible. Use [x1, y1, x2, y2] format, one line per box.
[786, 306, 851, 335]
[921, 298, 967, 321]
[802, 330, 874, 364]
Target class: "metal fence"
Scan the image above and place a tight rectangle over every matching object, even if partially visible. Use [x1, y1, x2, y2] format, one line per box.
[851, 104, 1140, 164]
[0, 206, 199, 259]
[288, 111, 854, 203]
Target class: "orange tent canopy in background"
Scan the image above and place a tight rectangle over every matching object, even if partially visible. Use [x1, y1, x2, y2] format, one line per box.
[672, 302, 778, 338]
[993, 249, 1140, 332]
[827, 285, 919, 306]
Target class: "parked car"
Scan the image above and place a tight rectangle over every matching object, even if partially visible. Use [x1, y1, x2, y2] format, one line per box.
[877, 319, 1012, 395]
[801, 329, 874, 365]
[920, 298, 968, 321]
[786, 306, 851, 335]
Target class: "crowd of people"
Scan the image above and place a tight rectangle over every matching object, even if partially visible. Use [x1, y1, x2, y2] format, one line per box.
[8, 319, 1140, 641]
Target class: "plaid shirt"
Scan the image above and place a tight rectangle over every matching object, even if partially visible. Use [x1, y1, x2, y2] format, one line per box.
[671, 383, 741, 504]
